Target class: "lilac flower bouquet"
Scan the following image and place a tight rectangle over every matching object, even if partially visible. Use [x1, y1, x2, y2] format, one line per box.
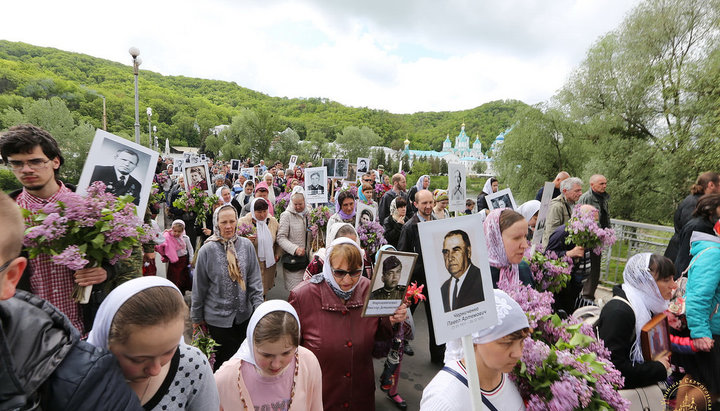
[149, 183, 165, 213]
[237, 223, 256, 238]
[21, 181, 156, 302]
[498, 278, 629, 410]
[356, 220, 387, 256]
[565, 205, 616, 255]
[274, 191, 291, 217]
[308, 204, 334, 251]
[526, 244, 574, 293]
[172, 186, 219, 226]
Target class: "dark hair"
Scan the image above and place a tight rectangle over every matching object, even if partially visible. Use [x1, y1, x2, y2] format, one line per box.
[693, 193, 720, 220]
[360, 209, 373, 221]
[691, 172, 720, 195]
[395, 196, 407, 208]
[362, 183, 374, 192]
[254, 311, 299, 347]
[109, 286, 188, 345]
[649, 254, 675, 281]
[254, 198, 269, 211]
[499, 210, 525, 233]
[505, 327, 531, 341]
[466, 199, 476, 207]
[382, 255, 402, 273]
[0, 124, 64, 176]
[337, 190, 355, 205]
[444, 229, 471, 248]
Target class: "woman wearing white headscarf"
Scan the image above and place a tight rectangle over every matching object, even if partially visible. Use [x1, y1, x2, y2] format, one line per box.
[420, 289, 530, 411]
[517, 200, 541, 240]
[238, 197, 280, 297]
[406, 174, 430, 219]
[191, 204, 264, 369]
[277, 186, 310, 291]
[214, 300, 323, 410]
[234, 180, 255, 208]
[289, 238, 407, 410]
[88, 277, 219, 410]
[596, 253, 676, 389]
[263, 172, 278, 202]
[476, 177, 498, 212]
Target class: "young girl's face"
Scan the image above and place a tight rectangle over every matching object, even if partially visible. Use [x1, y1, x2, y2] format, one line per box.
[474, 334, 525, 374]
[171, 225, 184, 238]
[253, 335, 296, 377]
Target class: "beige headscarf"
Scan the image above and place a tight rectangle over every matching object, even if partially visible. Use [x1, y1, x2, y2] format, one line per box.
[205, 204, 246, 290]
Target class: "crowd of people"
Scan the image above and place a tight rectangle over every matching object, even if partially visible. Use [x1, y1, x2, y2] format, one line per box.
[1, 123, 719, 410]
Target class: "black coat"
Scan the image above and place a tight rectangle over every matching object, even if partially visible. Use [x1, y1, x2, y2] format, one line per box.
[665, 193, 702, 261]
[90, 165, 142, 206]
[440, 264, 485, 312]
[596, 286, 667, 389]
[382, 215, 406, 248]
[0, 291, 141, 411]
[674, 216, 715, 278]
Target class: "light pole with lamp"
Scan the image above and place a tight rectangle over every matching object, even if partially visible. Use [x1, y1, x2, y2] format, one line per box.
[129, 47, 142, 144]
[153, 126, 158, 151]
[146, 107, 153, 148]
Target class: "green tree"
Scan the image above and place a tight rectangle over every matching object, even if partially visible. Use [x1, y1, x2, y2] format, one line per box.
[269, 127, 300, 164]
[335, 125, 381, 161]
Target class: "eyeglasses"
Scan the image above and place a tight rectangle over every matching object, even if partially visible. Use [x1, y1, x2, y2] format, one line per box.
[6, 158, 51, 171]
[332, 268, 363, 279]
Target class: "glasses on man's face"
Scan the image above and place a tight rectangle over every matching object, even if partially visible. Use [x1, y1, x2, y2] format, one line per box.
[332, 268, 363, 279]
[362, 179, 373, 183]
[7, 158, 51, 171]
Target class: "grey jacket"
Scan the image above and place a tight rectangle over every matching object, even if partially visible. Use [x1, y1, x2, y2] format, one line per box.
[542, 195, 574, 246]
[578, 189, 610, 228]
[191, 237, 263, 328]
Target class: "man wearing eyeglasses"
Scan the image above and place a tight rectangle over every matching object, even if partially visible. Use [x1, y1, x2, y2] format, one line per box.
[89, 148, 143, 205]
[1, 125, 107, 335]
[0, 191, 141, 410]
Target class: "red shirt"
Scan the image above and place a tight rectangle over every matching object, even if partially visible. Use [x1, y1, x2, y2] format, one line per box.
[15, 181, 84, 333]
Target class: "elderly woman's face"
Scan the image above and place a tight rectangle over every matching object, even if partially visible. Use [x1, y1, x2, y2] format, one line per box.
[502, 219, 529, 264]
[254, 208, 268, 221]
[341, 198, 355, 215]
[292, 196, 305, 212]
[264, 175, 273, 185]
[423, 177, 430, 189]
[330, 255, 361, 292]
[218, 208, 238, 239]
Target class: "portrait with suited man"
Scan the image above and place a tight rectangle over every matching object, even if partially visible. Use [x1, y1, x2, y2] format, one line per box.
[89, 148, 142, 205]
[440, 229, 485, 312]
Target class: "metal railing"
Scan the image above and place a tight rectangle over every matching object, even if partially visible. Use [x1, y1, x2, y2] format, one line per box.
[601, 218, 674, 285]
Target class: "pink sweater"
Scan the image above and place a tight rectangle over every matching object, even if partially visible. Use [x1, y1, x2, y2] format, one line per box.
[215, 346, 323, 411]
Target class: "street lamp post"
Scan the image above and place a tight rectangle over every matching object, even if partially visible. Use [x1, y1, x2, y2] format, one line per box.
[146, 107, 153, 148]
[129, 47, 142, 144]
[153, 126, 158, 150]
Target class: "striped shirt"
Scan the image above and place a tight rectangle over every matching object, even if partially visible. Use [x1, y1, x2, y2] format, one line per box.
[15, 181, 84, 333]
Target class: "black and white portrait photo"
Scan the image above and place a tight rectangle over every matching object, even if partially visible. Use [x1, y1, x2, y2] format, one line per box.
[362, 250, 417, 317]
[418, 213, 498, 344]
[447, 163, 466, 212]
[334, 158, 348, 179]
[304, 166, 327, 204]
[183, 152, 191, 164]
[356, 157, 369, 174]
[355, 202, 377, 227]
[486, 188, 517, 211]
[322, 158, 336, 178]
[230, 159, 241, 173]
[77, 130, 158, 217]
[288, 155, 298, 171]
[173, 159, 183, 176]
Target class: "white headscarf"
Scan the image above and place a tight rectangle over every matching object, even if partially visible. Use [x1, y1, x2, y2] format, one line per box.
[288, 186, 308, 216]
[415, 175, 430, 191]
[235, 180, 255, 206]
[444, 289, 529, 362]
[263, 173, 276, 203]
[232, 300, 300, 366]
[482, 177, 496, 195]
[322, 237, 364, 299]
[87, 276, 183, 349]
[621, 253, 668, 364]
[518, 200, 541, 223]
[251, 197, 275, 268]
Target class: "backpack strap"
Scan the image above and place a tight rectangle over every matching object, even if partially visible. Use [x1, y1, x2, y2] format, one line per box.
[681, 245, 720, 278]
[441, 366, 500, 411]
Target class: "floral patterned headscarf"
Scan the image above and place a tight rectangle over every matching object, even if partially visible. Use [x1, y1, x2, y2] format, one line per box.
[483, 208, 520, 284]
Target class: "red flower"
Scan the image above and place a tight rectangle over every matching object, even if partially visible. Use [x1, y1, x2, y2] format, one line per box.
[404, 282, 426, 305]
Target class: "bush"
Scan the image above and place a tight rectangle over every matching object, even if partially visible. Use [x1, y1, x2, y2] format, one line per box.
[0, 168, 21, 193]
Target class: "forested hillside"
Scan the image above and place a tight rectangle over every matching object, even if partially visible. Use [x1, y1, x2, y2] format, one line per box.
[0, 40, 525, 153]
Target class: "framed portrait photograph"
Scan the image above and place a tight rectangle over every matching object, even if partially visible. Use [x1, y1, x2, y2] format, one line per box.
[288, 155, 298, 171]
[183, 159, 212, 196]
[532, 182, 556, 245]
[230, 159, 241, 173]
[334, 159, 348, 179]
[172, 159, 183, 176]
[447, 163, 467, 213]
[304, 166, 327, 204]
[346, 163, 357, 184]
[641, 313, 670, 362]
[362, 250, 418, 317]
[200, 153, 207, 161]
[418, 214, 498, 344]
[356, 157, 370, 174]
[355, 202, 377, 227]
[183, 152, 191, 164]
[486, 188, 517, 211]
[240, 167, 256, 179]
[322, 158, 336, 178]
[76, 129, 158, 218]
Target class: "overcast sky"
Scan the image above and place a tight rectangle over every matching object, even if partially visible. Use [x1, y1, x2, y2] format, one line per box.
[1, 0, 640, 114]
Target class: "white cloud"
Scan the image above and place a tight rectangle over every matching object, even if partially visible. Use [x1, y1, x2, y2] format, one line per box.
[0, 0, 641, 113]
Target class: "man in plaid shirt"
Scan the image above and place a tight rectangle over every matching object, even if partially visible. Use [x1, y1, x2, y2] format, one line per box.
[1, 125, 107, 334]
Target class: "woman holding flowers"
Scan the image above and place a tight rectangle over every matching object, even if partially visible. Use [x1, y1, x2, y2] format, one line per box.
[214, 300, 323, 411]
[289, 238, 407, 410]
[88, 276, 219, 410]
[277, 187, 310, 292]
[192, 204, 264, 369]
[596, 254, 675, 394]
[483, 208, 533, 287]
[238, 198, 280, 297]
[420, 288, 530, 411]
[326, 190, 356, 239]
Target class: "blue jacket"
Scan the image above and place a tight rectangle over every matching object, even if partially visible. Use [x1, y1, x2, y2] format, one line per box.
[686, 232, 720, 339]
